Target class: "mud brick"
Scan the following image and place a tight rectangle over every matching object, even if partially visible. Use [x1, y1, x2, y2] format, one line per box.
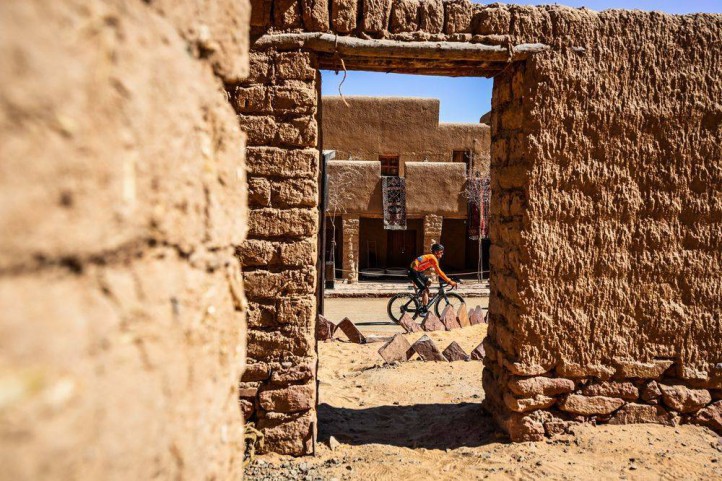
[440, 304, 461, 330]
[469, 305, 484, 325]
[457, 303, 471, 327]
[412, 335, 447, 361]
[659, 383, 712, 413]
[378, 334, 414, 363]
[558, 394, 625, 416]
[421, 312, 445, 331]
[335, 317, 366, 344]
[316, 314, 336, 341]
[470, 341, 485, 360]
[442, 341, 470, 361]
[609, 403, 676, 426]
[399, 313, 422, 333]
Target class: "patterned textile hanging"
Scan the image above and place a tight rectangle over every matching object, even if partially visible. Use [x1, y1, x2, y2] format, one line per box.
[479, 177, 491, 239]
[467, 177, 491, 240]
[382, 175, 407, 230]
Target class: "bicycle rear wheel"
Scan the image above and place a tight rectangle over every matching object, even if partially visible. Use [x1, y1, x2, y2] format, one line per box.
[387, 293, 421, 323]
[434, 292, 465, 318]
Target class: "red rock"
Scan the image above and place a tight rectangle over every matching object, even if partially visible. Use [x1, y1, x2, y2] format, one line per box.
[242, 362, 271, 382]
[378, 334, 414, 363]
[399, 312, 422, 333]
[690, 400, 722, 431]
[469, 305, 484, 325]
[240, 399, 255, 420]
[558, 394, 625, 415]
[259, 383, 315, 413]
[503, 392, 556, 413]
[457, 303, 471, 327]
[411, 335, 447, 361]
[316, 314, 337, 341]
[556, 362, 615, 380]
[442, 341, 469, 361]
[421, 312, 445, 331]
[614, 359, 674, 380]
[498, 412, 545, 442]
[659, 383, 711, 413]
[470, 341, 485, 360]
[508, 376, 575, 397]
[640, 380, 662, 403]
[544, 420, 570, 436]
[239, 381, 260, 398]
[582, 381, 639, 401]
[608, 403, 675, 426]
[440, 304, 461, 330]
[335, 317, 366, 344]
[270, 362, 315, 385]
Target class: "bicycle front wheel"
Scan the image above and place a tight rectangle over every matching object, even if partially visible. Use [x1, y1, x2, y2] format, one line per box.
[434, 292, 465, 318]
[387, 293, 421, 323]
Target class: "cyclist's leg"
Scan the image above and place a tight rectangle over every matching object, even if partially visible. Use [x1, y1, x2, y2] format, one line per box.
[420, 273, 430, 307]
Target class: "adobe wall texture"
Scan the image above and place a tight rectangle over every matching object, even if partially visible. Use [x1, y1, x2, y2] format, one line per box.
[323, 97, 489, 175]
[1, 0, 249, 479]
[242, 0, 722, 450]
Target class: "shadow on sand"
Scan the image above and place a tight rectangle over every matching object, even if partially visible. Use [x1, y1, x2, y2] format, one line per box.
[318, 402, 500, 449]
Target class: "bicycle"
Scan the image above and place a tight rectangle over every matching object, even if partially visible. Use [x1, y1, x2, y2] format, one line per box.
[387, 276, 464, 323]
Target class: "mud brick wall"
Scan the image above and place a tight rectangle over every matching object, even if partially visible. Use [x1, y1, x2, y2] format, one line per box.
[0, 1, 249, 479]
[229, 50, 321, 455]
[483, 7, 722, 440]
[242, 0, 722, 448]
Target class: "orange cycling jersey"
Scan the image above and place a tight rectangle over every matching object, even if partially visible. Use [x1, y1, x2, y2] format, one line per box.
[410, 254, 453, 284]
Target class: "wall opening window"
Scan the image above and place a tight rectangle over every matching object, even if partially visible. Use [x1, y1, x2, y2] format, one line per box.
[453, 150, 471, 173]
[379, 154, 400, 176]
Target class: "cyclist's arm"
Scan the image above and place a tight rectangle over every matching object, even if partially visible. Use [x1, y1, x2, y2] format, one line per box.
[431, 257, 454, 284]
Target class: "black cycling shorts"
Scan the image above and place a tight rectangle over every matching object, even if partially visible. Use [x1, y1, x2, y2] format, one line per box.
[408, 268, 430, 291]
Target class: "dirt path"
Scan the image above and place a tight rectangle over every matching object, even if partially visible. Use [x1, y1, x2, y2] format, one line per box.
[246, 317, 722, 481]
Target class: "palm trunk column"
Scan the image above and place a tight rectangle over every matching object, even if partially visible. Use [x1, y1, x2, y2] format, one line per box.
[342, 215, 360, 283]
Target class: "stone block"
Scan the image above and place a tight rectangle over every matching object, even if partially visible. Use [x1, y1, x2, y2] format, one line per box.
[247, 328, 315, 360]
[419, 0, 443, 33]
[399, 313, 422, 333]
[659, 383, 711, 413]
[245, 148, 318, 179]
[412, 335, 447, 361]
[470, 341, 485, 360]
[614, 359, 674, 380]
[336, 318, 366, 344]
[378, 334, 415, 363]
[231, 85, 272, 114]
[609, 403, 676, 426]
[244, 268, 315, 300]
[237, 115, 276, 146]
[332, 0, 358, 33]
[497, 412, 545, 442]
[248, 52, 274, 84]
[503, 393, 556, 413]
[440, 304, 461, 330]
[273, 86, 317, 115]
[302, 0, 330, 31]
[390, 0, 419, 33]
[640, 380, 662, 403]
[444, 0, 472, 34]
[508, 376, 575, 397]
[556, 362, 615, 380]
[240, 399, 255, 420]
[272, 178, 318, 208]
[247, 301, 278, 328]
[279, 239, 318, 266]
[270, 362, 316, 385]
[421, 312, 445, 331]
[257, 411, 315, 455]
[277, 296, 315, 327]
[274, 0, 303, 28]
[456, 303, 471, 327]
[316, 314, 336, 340]
[689, 401, 722, 432]
[442, 341, 470, 362]
[238, 239, 277, 266]
[582, 381, 639, 401]
[248, 208, 318, 238]
[242, 363, 271, 382]
[469, 306, 484, 325]
[362, 0, 392, 32]
[276, 52, 316, 81]
[558, 394, 625, 416]
[239, 382, 261, 398]
[248, 177, 272, 207]
[278, 117, 318, 148]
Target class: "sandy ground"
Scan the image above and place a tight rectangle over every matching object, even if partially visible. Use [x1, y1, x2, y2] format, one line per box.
[246, 308, 722, 481]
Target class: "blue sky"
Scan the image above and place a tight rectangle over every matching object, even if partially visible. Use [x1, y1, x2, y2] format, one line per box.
[321, 1, 722, 122]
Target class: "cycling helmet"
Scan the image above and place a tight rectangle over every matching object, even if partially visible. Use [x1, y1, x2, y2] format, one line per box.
[431, 243, 444, 253]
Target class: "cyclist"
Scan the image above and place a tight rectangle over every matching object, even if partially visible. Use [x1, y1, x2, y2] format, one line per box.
[408, 243, 457, 311]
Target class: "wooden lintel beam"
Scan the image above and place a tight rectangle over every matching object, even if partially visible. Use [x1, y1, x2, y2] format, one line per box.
[253, 32, 550, 62]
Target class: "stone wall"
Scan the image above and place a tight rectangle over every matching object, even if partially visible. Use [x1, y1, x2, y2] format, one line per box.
[229, 50, 321, 455]
[1, 0, 249, 479]
[242, 0, 722, 449]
